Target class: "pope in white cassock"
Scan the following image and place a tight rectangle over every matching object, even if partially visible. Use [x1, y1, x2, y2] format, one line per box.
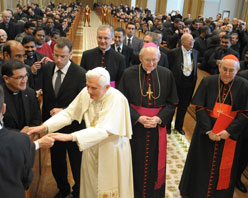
[28, 67, 134, 198]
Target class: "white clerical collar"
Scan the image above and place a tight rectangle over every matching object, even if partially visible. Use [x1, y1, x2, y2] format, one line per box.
[54, 60, 71, 74]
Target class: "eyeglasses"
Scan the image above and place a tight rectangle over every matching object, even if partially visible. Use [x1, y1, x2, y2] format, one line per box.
[9, 73, 29, 80]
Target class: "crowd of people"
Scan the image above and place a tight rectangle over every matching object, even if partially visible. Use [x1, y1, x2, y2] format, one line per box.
[1, 1, 248, 198]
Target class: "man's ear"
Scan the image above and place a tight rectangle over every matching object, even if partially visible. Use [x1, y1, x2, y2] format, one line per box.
[3, 51, 10, 61]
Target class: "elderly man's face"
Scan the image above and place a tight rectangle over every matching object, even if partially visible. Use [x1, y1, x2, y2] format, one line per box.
[2, 12, 11, 24]
[218, 59, 239, 84]
[139, 47, 160, 72]
[181, 34, 194, 51]
[97, 28, 113, 51]
[0, 30, 7, 43]
[86, 77, 109, 100]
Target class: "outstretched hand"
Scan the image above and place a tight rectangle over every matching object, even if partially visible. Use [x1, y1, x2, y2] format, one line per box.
[27, 125, 47, 136]
[48, 133, 73, 142]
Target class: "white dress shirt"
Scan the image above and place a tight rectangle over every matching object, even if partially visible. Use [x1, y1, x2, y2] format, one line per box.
[181, 46, 193, 76]
[52, 60, 71, 89]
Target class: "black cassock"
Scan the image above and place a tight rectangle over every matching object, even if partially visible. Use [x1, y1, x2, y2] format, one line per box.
[179, 75, 248, 198]
[80, 47, 126, 85]
[119, 65, 178, 198]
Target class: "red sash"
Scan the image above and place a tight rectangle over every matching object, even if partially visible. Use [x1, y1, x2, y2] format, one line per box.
[131, 104, 166, 189]
[209, 102, 237, 190]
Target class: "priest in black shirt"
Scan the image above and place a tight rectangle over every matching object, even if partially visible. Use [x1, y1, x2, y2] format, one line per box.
[119, 43, 178, 198]
[1, 59, 41, 131]
[179, 55, 248, 198]
[80, 25, 126, 87]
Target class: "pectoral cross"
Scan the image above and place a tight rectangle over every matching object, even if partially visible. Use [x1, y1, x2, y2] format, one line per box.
[146, 84, 153, 100]
[217, 107, 223, 117]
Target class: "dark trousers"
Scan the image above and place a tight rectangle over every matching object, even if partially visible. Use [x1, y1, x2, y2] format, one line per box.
[237, 133, 248, 180]
[50, 141, 82, 197]
[175, 86, 195, 130]
[167, 85, 194, 130]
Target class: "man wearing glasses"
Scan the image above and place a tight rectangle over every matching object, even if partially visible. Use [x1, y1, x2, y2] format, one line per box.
[1, 59, 41, 132]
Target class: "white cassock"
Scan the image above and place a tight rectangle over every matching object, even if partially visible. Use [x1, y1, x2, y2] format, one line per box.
[44, 87, 134, 198]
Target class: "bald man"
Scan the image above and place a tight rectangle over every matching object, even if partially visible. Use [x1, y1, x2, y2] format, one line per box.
[167, 33, 198, 135]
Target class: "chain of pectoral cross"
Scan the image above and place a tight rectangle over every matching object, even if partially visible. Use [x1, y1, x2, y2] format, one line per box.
[217, 75, 234, 116]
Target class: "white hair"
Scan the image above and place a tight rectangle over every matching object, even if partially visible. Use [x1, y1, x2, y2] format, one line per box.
[86, 67, 110, 87]
[139, 46, 161, 57]
[220, 59, 240, 69]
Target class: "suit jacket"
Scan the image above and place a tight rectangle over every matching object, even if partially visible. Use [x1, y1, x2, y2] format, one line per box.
[111, 44, 133, 67]
[124, 36, 143, 55]
[0, 22, 17, 40]
[25, 52, 46, 90]
[42, 61, 86, 133]
[80, 47, 126, 84]
[3, 85, 41, 130]
[168, 47, 198, 88]
[0, 127, 35, 198]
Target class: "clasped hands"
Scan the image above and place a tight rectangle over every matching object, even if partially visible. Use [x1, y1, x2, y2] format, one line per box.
[208, 130, 230, 141]
[25, 125, 73, 148]
[138, 116, 161, 128]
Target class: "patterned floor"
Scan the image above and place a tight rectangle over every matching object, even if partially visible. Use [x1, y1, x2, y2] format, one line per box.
[166, 131, 189, 198]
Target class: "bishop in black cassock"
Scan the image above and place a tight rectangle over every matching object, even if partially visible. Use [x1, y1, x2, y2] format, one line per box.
[119, 43, 178, 198]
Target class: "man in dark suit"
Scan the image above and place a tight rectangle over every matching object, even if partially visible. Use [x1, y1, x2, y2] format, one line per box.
[124, 22, 144, 56]
[80, 25, 126, 87]
[111, 27, 133, 67]
[0, 10, 17, 40]
[1, 59, 41, 131]
[167, 33, 198, 135]
[42, 37, 86, 198]
[0, 84, 54, 198]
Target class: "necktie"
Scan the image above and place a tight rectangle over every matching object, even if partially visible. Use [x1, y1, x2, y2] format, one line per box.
[128, 38, 131, 46]
[117, 47, 121, 53]
[54, 70, 62, 97]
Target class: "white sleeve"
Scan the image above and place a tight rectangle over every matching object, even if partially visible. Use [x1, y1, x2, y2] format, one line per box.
[71, 127, 109, 151]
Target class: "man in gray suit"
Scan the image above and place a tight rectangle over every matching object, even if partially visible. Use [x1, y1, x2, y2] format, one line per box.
[124, 22, 143, 56]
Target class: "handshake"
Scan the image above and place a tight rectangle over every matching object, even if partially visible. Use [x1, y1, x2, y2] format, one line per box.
[23, 125, 74, 149]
